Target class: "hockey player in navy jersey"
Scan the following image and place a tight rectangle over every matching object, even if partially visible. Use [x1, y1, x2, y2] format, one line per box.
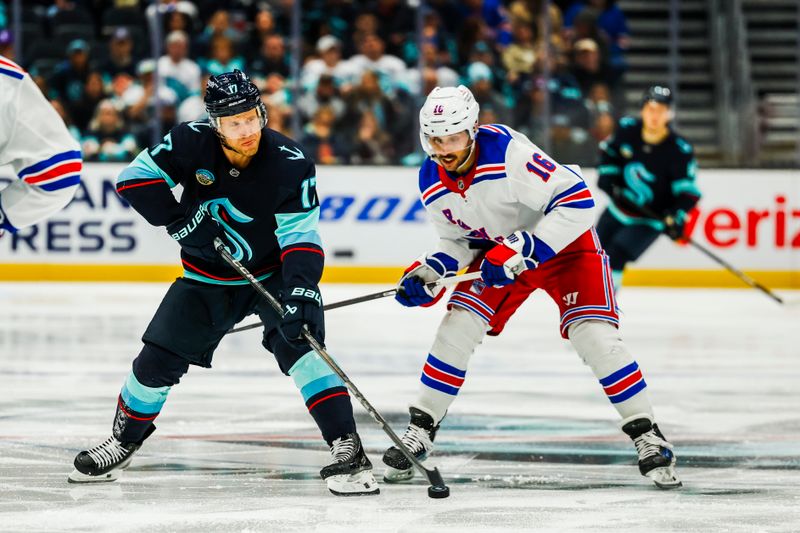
[68, 71, 378, 496]
[0, 54, 81, 235]
[382, 85, 681, 489]
[595, 85, 700, 292]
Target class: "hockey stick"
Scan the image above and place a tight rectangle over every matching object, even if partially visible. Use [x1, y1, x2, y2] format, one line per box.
[214, 239, 451, 498]
[227, 271, 484, 335]
[630, 205, 785, 305]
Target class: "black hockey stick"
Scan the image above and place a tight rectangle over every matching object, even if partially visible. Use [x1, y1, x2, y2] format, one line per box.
[227, 271, 482, 335]
[631, 205, 784, 305]
[214, 238, 451, 498]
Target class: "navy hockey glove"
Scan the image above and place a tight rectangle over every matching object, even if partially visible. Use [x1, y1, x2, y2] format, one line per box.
[663, 211, 687, 241]
[166, 204, 225, 262]
[480, 231, 539, 287]
[279, 286, 324, 346]
[395, 253, 458, 307]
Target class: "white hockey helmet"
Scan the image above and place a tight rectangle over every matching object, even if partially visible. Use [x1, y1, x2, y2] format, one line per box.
[419, 85, 480, 156]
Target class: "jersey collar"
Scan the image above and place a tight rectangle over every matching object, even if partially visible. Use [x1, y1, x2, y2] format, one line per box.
[436, 144, 480, 196]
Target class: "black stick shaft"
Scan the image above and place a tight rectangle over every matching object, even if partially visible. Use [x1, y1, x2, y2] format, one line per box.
[214, 238, 448, 490]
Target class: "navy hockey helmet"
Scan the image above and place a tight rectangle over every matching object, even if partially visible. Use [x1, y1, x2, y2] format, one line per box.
[204, 69, 267, 131]
[641, 85, 673, 107]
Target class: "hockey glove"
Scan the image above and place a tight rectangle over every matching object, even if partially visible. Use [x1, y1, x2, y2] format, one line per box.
[663, 211, 687, 241]
[395, 252, 458, 307]
[480, 231, 539, 287]
[166, 204, 225, 262]
[278, 286, 324, 347]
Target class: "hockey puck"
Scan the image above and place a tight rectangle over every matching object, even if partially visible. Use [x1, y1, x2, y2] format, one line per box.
[428, 484, 450, 498]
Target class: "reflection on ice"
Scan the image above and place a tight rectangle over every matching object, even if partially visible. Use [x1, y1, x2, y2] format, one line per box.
[1, 283, 799, 532]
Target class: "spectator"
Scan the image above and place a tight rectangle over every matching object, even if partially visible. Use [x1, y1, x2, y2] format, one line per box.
[301, 105, 348, 165]
[99, 27, 138, 80]
[586, 82, 614, 141]
[466, 61, 510, 124]
[196, 8, 242, 57]
[570, 38, 611, 96]
[177, 74, 210, 123]
[157, 30, 201, 104]
[405, 41, 459, 96]
[0, 28, 15, 61]
[202, 34, 245, 77]
[49, 98, 83, 143]
[298, 74, 345, 123]
[243, 5, 277, 61]
[347, 32, 408, 95]
[49, 39, 92, 106]
[123, 59, 178, 129]
[502, 20, 537, 86]
[457, 0, 513, 48]
[81, 99, 138, 162]
[70, 70, 107, 133]
[250, 33, 290, 81]
[362, 0, 416, 60]
[350, 109, 394, 165]
[300, 35, 355, 93]
[260, 72, 291, 110]
[346, 12, 381, 58]
[564, 0, 629, 78]
[264, 101, 293, 138]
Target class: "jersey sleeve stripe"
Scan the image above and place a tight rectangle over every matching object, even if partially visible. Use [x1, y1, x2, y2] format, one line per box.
[38, 175, 81, 192]
[18, 150, 82, 179]
[280, 246, 324, 261]
[22, 161, 82, 184]
[116, 178, 167, 193]
[544, 182, 590, 214]
[0, 66, 24, 79]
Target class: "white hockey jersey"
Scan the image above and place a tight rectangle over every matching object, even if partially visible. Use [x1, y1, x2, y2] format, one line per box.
[418, 123, 595, 269]
[0, 55, 81, 232]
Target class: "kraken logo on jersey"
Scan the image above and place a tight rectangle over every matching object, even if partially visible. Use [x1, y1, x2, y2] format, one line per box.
[622, 162, 656, 206]
[195, 169, 216, 186]
[201, 198, 254, 261]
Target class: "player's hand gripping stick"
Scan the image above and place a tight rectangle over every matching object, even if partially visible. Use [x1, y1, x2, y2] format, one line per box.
[214, 238, 451, 499]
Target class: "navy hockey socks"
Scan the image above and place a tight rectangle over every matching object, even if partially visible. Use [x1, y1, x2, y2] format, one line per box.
[113, 372, 170, 443]
[289, 351, 355, 445]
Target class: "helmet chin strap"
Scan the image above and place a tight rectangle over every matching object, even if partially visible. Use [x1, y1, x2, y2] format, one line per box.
[454, 140, 477, 174]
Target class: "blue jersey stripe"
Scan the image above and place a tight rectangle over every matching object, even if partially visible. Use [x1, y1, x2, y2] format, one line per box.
[38, 175, 81, 191]
[545, 182, 588, 214]
[18, 150, 82, 178]
[0, 67, 24, 79]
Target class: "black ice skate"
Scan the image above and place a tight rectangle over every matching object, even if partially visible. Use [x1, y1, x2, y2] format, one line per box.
[382, 407, 439, 483]
[68, 425, 155, 483]
[622, 416, 682, 490]
[320, 432, 379, 496]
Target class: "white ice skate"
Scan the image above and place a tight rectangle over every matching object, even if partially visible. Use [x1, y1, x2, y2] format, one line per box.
[382, 407, 438, 483]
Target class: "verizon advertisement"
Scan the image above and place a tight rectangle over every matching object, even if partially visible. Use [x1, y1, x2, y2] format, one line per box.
[0, 164, 798, 279]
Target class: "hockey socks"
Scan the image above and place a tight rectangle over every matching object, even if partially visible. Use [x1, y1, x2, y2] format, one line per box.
[569, 320, 653, 419]
[114, 371, 170, 443]
[289, 351, 355, 445]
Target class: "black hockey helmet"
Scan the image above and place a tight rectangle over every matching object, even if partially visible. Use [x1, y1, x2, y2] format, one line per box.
[204, 69, 267, 130]
[641, 85, 673, 107]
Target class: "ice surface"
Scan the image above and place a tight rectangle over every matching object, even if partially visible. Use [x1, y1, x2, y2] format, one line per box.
[1, 283, 799, 532]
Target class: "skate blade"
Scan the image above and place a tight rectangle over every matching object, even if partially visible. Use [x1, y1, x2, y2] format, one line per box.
[382, 465, 415, 483]
[327, 469, 380, 496]
[646, 467, 682, 490]
[67, 468, 121, 484]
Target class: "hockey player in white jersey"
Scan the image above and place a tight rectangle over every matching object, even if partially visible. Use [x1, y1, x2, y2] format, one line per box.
[382, 85, 681, 489]
[0, 55, 81, 234]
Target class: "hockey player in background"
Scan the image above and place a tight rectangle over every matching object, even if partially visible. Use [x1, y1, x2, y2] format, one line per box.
[0, 54, 81, 234]
[595, 85, 700, 292]
[68, 71, 378, 496]
[382, 85, 681, 489]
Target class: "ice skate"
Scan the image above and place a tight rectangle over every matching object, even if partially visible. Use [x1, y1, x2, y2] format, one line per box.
[320, 432, 379, 496]
[382, 407, 439, 483]
[622, 417, 682, 490]
[68, 426, 155, 483]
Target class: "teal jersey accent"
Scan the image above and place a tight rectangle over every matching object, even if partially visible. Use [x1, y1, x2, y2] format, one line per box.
[619, 116, 638, 128]
[598, 164, 621, 176]
[672, 178, 701, 197]
[122, 149, 177, 188]
[275, 207, 323, 248]
[622, 162, 656, 206]
[608, 202, 665, 230]
[675, 137, 692, 154]
[203, 198, 255, 262]
[120, 371, 170, 414]
[289, 351, 344, 401]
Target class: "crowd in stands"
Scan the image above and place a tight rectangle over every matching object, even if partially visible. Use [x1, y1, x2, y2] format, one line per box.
[0, 0, 629, 166]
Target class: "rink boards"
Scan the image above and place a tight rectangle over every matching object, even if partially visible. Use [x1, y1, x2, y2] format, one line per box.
[0, 164, 798, 287]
